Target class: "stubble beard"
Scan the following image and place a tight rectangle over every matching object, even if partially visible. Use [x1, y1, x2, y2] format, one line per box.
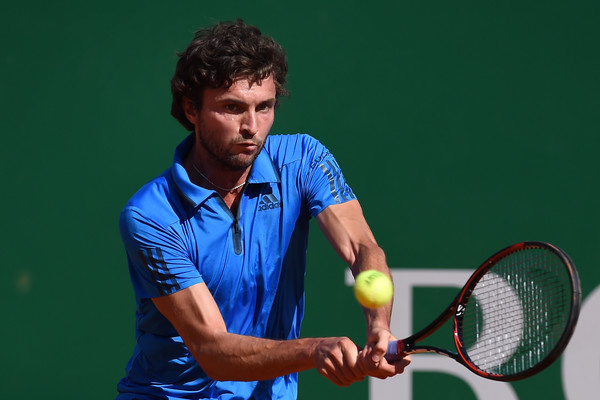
[196, 126, 265, 172]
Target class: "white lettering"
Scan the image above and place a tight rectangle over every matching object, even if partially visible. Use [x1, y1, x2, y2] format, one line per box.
[562, 285, 600, 399]
[345, 268, 598, 399]
[467, 272, 523, 371]
[345, 269, 518, 399]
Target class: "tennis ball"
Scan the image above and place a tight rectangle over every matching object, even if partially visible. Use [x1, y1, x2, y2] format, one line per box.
[354, 270, 394, 308]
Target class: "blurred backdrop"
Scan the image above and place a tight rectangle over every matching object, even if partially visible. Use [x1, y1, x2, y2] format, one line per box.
[1, 1, 598, 399]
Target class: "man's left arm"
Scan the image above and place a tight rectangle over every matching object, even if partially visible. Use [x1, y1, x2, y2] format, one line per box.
[316, 199, 410, 377]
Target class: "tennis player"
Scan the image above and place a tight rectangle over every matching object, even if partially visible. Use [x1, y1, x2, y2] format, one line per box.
[116, 19, 410, 400]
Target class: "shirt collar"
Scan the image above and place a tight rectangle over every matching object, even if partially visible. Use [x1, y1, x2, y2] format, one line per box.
[170, 134, 280, 208]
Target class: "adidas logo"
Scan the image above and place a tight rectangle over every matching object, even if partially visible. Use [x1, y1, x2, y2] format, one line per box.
[258, 193, 281, 211]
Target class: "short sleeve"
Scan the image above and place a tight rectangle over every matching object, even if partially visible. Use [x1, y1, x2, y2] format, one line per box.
[302, 137, 357, 216]
[119, 207, 203, 299]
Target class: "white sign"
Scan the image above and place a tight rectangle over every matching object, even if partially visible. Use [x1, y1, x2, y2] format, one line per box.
[345, 269, 599, 399]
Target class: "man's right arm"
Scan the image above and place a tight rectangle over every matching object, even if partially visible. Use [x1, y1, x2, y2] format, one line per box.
[152, 282, 367, 386]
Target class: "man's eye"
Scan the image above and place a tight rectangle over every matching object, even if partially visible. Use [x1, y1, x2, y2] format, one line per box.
[257, 103, 274, 112]
[224, 104, 241, 113]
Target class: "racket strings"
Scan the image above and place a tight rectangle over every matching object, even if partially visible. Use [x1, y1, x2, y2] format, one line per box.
[459, 247, 572, 376]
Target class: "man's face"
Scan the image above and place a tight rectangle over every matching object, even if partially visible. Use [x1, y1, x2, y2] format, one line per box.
[187, 76, 277, 171]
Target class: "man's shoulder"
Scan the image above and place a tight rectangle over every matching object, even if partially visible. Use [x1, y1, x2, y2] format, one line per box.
[264, 133, 328, 164]
[120, 169, 182, 226]
[265, 133, 319, 148]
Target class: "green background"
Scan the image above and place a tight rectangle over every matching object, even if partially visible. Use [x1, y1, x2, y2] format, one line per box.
[2, 1, 598, 399]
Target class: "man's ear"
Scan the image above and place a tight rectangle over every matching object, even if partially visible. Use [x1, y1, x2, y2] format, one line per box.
[183, 97, 199, 125]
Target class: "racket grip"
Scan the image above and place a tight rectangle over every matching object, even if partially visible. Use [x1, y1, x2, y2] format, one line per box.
[385, 340, 405, 362]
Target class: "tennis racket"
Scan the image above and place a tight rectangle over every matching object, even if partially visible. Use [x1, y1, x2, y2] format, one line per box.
[385, 241, 581, 381]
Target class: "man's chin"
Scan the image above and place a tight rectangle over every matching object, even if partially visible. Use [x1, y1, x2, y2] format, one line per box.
[225, 153, 260, 171]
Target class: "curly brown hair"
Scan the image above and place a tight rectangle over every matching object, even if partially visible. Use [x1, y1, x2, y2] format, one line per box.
[170, 19, 289, 131]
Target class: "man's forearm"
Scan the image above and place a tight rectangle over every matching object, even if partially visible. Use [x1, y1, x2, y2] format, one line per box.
[188, 333, 320, 381]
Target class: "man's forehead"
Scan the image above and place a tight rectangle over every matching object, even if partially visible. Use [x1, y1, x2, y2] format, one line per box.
[207, 75, 276, 100]
[230, 75, 275, 90]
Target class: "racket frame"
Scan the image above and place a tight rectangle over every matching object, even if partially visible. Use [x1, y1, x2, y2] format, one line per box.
[387, 241, 582, 382]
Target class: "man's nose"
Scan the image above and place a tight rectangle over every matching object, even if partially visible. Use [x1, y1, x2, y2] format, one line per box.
[240, 111, 258, 135]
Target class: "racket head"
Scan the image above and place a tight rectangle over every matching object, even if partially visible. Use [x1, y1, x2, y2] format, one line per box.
[453, 241, 581, 381]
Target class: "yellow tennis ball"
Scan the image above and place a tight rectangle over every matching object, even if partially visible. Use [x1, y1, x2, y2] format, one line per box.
[354, 270, 394, 308]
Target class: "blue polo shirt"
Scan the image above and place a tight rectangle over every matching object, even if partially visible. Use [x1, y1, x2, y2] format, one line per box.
[117, 134, 356, 400]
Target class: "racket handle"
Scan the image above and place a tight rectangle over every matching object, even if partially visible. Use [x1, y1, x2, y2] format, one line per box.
[385, 340, 405, 362]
